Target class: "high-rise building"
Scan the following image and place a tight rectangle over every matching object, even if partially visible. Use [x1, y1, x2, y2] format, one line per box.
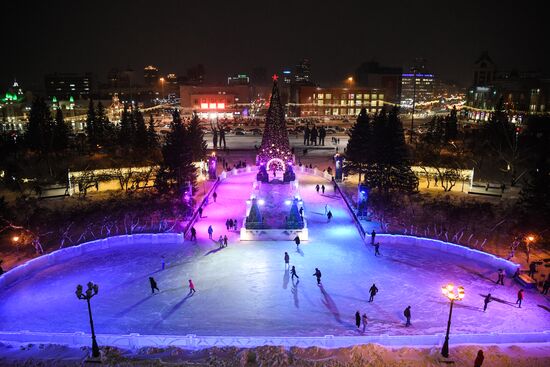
[44, 72, 92, 100]
[294, 58, 312, 84]
[143, 65, 159, 86]
[400, 71, 435, 108]
[354, 61, 402, 105]
[227, 74, 250, 85]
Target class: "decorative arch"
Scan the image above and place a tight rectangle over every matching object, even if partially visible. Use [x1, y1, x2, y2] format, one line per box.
[266, 158, 285, 171]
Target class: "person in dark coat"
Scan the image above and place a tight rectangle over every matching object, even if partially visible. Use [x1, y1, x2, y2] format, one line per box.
[369, 283, 378, 302]
[315, 184, 320, 193]
[373, 242, 381, 256]
[149, 277, 159, 294]
[190, 226, 197, 241]
[404, 306, 411, 326]
[284, 252, 290, 268]
[313, 268, 322, 285]
[212, 191, 218, 203]
[291, 266, 299, 281]
[355, 311, 361, 329]
[223, 235, 228, 247]
[225, 219, 230, 231]
[474, 349, 484, 367]
[299, 207, 304, 216]
[371, 230, 376, 245]
[327, 210, 333, 222]
[294, 235, 301, 249]
[528, 262, 537, 278]
[483, 293, 492, 312]
[516, 289, 524, 308]
[198, 207, 203, 218]
[496, 269, 504, 285]
[208, 225, 213, 239]
[321, 185, 325, 194]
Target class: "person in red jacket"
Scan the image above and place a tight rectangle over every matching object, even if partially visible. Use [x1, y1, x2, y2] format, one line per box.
[474, 349, 484, 367]
[516, 289, 524, 308]
[188, 279, 196, 295]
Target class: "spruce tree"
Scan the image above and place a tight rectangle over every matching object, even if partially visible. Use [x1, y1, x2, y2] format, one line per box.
[85, 98, 97, 148]
[187, 112, 207, 162]
[25, 97, 54, 154]
[147, 114, 158, 150]
[160, 109, 196, 191]
[345, 108, 372, 182]
[53, 107, 70, 151]
[119, 103, 132, 148]
[95, 101, 113, 147]
[133, 106, 148, 151]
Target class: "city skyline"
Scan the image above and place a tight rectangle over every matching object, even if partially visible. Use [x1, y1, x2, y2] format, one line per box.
[2, 0, 546, 90]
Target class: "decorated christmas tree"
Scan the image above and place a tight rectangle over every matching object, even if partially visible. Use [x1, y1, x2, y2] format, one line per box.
[286, 199, 304, 229]
[245, 198, 264, 229]
[256, 75, 293, 172]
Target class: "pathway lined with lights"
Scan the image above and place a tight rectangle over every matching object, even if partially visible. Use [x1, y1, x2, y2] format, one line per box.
[0, 172, 549, 339]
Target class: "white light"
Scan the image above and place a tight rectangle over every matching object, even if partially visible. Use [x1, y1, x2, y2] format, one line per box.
[285, 200, 291, 205]
[258, 199, 265, 205]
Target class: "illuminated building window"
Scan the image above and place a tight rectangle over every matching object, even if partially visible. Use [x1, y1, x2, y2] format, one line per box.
[318, 93, 324, 99]
[371, 108, 376, 113]
[349, 94, 354, 99]
[364, 94, 370, 99]
[217, 103, 225, 109]
[356, 94, 362, 99]
[318, 100, 324, 105]
[379, 94, 384, 100]
[355, 108, 361, 115]
[200, 103, 208, 109]
[341, 100, 346, 106]
[333, 108, 339, 115]
[371, 100, 377, 107]
[349, 100, 354, 106]
[371, 94, 377, 99]
[325, 93, 332, 99]
[209, 103, 217, 109]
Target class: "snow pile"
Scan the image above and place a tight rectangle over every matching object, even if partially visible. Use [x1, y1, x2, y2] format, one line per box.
[1, 342, 550, 366]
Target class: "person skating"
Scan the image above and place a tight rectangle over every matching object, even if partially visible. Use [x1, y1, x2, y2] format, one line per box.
[474, 349, 484, 367]
[225, 219, 230, 231]
[483, 293, 492, 312]
[362, 313, 368, 332]
[542, 275, 550, 295]
[294, 235, 301, 250]
[190, 226, 197, 241]
[188, 279, 196, 295]
[324, 204, 328, 215]
[321, 185, 325, 194]
[327, 210, 333, 222]
[516, 289, 524, 308]
[291, 266, 299, 281]
[315, 184, 320, 193]
[223, 235, 228, 247]
[284, 252, 290, 268]
[149, 277, 159, 294]
[233, 219, 238, 230]
[229, 218, 234, 230]
[368, 283, 378, 302]
[212, 191, 218, 203]
[161, 256, 165, 270]
[496, 269, 504, 285]
[198, 207, 203, 218]
[373, 242, 381, 256]
[299, 207, 304, 218]
[313, 268, 322, 285]
[371, 230, 376, 245]
[355, 311, 361, 329]
[528, 262, 537, 278]
[208, 225, 213, 239]
[218, 235, 224, 248]
[404, 306, 411, 326]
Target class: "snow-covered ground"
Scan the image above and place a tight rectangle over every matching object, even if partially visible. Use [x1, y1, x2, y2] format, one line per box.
[0, 172, 549, 339]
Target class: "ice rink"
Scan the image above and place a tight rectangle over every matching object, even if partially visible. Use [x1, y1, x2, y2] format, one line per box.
[0, 172, 549, 338]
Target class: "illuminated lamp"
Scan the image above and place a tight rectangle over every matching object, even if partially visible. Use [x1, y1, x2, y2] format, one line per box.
[209, 103, 217, 109]
[217, 103, 225, 109]
[200, 103, 208, 109]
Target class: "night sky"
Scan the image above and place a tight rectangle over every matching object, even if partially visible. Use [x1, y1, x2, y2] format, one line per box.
[2, 0, 546, 91]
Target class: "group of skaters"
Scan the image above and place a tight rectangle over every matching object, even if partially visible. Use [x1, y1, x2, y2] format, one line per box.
[148, 276, 196, 296]
[314, 184, 333, 221]
[303, 125, 327, 146]
[225, 218, 239, 231]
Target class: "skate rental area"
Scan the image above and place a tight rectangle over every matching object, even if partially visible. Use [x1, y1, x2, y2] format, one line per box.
[1, 77, 549, 354]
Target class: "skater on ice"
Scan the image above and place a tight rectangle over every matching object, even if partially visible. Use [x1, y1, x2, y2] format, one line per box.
[188, 279, 196, 295]
[321, 185, 325, 194]
[355, 311, 361, 329]
[284, 252, 290, 268]
[361, 313, 368, 332]
[516, 289, 524, 308]
[368, 283, 378, 302]
[371, 230, 376, 245]
[483, 293, 492, 312]
[496, 269, 504, 285]
[313, 268, 322, 285]
[373, 242, 381, 256]
[208, 225, 213, 239]
[198, 207, 203, 218]
[315, 184, 320, 193]
[327, 210, 333, 222]
[190, 226, 197, 241]
[294, 235, 301, 250]
[218, 235, 224, 248]
[223, 235, 228, 247]
[404, 306, 411, 326]
[212, 191, 218, 202]
[149, 277, 159, 294]
[291, 265, 299, 281]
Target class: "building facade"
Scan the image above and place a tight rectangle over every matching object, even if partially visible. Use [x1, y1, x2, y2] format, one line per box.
[354, 61, 402, 105]
[400, 72, 435, 108]
[295, 86, 385, 117]
[44, 72, 92, 100]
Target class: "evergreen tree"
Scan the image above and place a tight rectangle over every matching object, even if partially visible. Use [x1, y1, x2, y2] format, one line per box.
[133, 106, 148, 151]
[25, 97, 54, 154]
[147, 114, 158, 150]
[85, 98, 97, 148]
[95, 101, 114, 147]
[53, 107, 70, 151]
[119, 103, 132, 148]
[159, 109, 196, 192]
[187, 112, 207, 162]
[345, 108, 372, 182]
[444, 106, 458, 141]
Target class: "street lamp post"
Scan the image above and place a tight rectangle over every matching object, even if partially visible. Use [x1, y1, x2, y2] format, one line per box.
[441, 284, 465, 358]
[159, 77, 165, 100]
[76, 282, 100, 359]
[12, 235, 20, 253]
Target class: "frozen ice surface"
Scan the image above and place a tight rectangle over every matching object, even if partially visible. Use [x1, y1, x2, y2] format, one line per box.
[0, 172, 549, 338]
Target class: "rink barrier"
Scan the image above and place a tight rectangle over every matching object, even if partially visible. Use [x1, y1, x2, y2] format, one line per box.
[0, 233, 184, 289]
[0, 330, 549, 350]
